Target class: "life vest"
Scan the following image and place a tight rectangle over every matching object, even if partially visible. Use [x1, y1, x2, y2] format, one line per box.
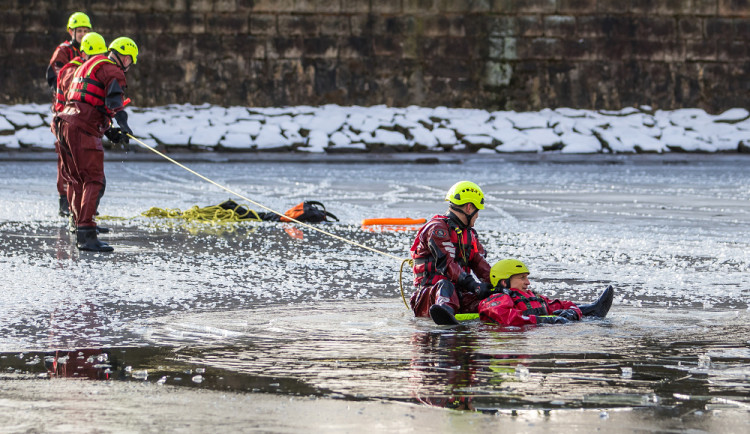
[53, 57, 83, 113]
[56, 41, 81, 63]
[500, 289, 549, 316]
[411, 215, 480, 286]
[67, 55, 115, 110]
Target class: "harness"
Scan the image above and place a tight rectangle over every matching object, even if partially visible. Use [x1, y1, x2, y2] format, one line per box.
[54, 57, 83, 112]
[412, 215, 479, 286]
[67, 55, 115, 110]
[503, 289, 549, 316]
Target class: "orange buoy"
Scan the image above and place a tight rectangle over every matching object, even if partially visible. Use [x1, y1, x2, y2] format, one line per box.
[361, 218, 426, 226]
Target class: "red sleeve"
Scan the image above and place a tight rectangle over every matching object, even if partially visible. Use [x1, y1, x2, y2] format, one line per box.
[422, 220, 466, 282]
[49, 45, 72, 74]
[542, 295, 582, 317]
[98, 64, 128, 115]
[479, 293, 538, 327]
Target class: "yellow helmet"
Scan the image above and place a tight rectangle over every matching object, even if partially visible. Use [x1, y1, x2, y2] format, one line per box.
[445, 181, 485, 210]
[80, 32, 107, 56]
[67, 12, 92, 31]
[109, 37, 139, 64]
[490, 259, 530, 287]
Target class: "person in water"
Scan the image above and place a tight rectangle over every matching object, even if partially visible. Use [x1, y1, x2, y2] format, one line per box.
[410, 181, 495, 325]
[478, 258, 613, 326]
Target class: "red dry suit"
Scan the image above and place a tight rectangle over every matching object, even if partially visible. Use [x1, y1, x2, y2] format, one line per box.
[47, 40, 81, 89]
[50, 56, 83, 198]
[56, 55, 127, 228]
[478, 288, 582, 327]
[410, 214, 491, 317]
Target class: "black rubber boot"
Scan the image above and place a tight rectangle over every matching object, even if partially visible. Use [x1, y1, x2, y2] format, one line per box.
[429, 304, 459, 325]
[578, 285, 614, 318]
[58, 195, 70, 217]
[69, 220, 108, 234]
[76, 227, 114, 252]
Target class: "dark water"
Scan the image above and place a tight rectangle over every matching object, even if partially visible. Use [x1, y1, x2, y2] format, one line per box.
[0, 154, 749, 422]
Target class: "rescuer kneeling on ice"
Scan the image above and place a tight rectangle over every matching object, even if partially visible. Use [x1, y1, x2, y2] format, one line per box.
[478, 259, 613, 326]
[56, 36, 138, 252]
[410, 181, 495, 325]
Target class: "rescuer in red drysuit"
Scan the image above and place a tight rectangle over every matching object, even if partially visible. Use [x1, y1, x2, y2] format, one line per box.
[51, 32, 109, 226]
[410, 181, 494, 325]
[47, 12, 92, 217]
[56, 36, 138, 252]
[478, 259, 613, 326]
[47, 12, 92, 90]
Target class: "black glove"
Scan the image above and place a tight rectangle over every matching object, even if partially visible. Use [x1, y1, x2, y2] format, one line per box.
[104, 127, 129, 145]
[456, 272, 479, 292]
[114, 111, 133, 136]
[536, 315, 571, 325]
[552, 309, 580, 321]
[475, 282, 495, 300]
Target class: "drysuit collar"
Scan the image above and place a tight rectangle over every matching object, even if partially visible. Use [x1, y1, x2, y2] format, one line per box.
[448, 204, 479, 228]
[448, 205, 477, 229]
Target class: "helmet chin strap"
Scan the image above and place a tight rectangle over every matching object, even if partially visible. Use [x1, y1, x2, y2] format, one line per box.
[449, 204, 478, 226]
[111, 53, 130, 72]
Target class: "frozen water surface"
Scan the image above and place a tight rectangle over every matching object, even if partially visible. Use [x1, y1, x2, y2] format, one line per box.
[0, 153, 749, 428]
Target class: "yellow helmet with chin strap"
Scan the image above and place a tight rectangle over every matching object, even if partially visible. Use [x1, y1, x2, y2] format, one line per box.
[80, 32, 107, 56]
[490, 259, 530, 287]
[445, 181, 485, 210]
[108, 37, 139, 64]
[67, 12, 92, 31]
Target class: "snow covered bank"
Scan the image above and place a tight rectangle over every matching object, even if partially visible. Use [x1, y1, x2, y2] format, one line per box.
[2, 103, 750, 154]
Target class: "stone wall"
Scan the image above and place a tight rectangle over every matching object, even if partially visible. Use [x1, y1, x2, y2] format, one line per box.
[2, 0, 749, 112]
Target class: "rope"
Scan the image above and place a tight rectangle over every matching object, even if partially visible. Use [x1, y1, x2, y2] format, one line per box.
[398, 258, 414, 310]
[141, 204, 261, 223]
[126, 134, 407, 265]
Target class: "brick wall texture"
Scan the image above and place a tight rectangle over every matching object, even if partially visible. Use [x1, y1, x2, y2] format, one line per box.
[2, 0, 749, 112]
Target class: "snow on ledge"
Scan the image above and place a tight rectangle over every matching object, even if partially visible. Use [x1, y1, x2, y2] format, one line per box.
[2, 103, 749, 154]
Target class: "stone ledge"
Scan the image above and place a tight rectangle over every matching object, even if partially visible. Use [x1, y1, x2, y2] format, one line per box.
[3, 104, 749, 155]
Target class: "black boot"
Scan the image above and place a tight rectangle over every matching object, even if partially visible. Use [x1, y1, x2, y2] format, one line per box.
[59, 195, 70, 217]
[76, 227, 114, 252]
[429, 304, 459, 325]
[578, 285, 614, 318]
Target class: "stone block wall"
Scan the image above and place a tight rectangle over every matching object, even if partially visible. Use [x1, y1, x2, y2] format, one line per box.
[2, 0, 749, 112]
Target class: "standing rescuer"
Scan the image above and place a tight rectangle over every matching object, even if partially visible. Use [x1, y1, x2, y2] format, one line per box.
[51, 32, 108, 223]
[409, 181, 494, 325]
[56, 36, 138, 252]
[47, 12, 92, 90]
[47, 12, 92, 217]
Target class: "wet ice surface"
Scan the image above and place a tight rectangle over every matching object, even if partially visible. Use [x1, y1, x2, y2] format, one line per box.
[1, 153, 749, 417]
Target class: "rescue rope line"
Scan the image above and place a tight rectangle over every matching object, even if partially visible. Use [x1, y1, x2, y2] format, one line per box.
[126, 134, 407, 265]
[398, 258, 414, 309]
